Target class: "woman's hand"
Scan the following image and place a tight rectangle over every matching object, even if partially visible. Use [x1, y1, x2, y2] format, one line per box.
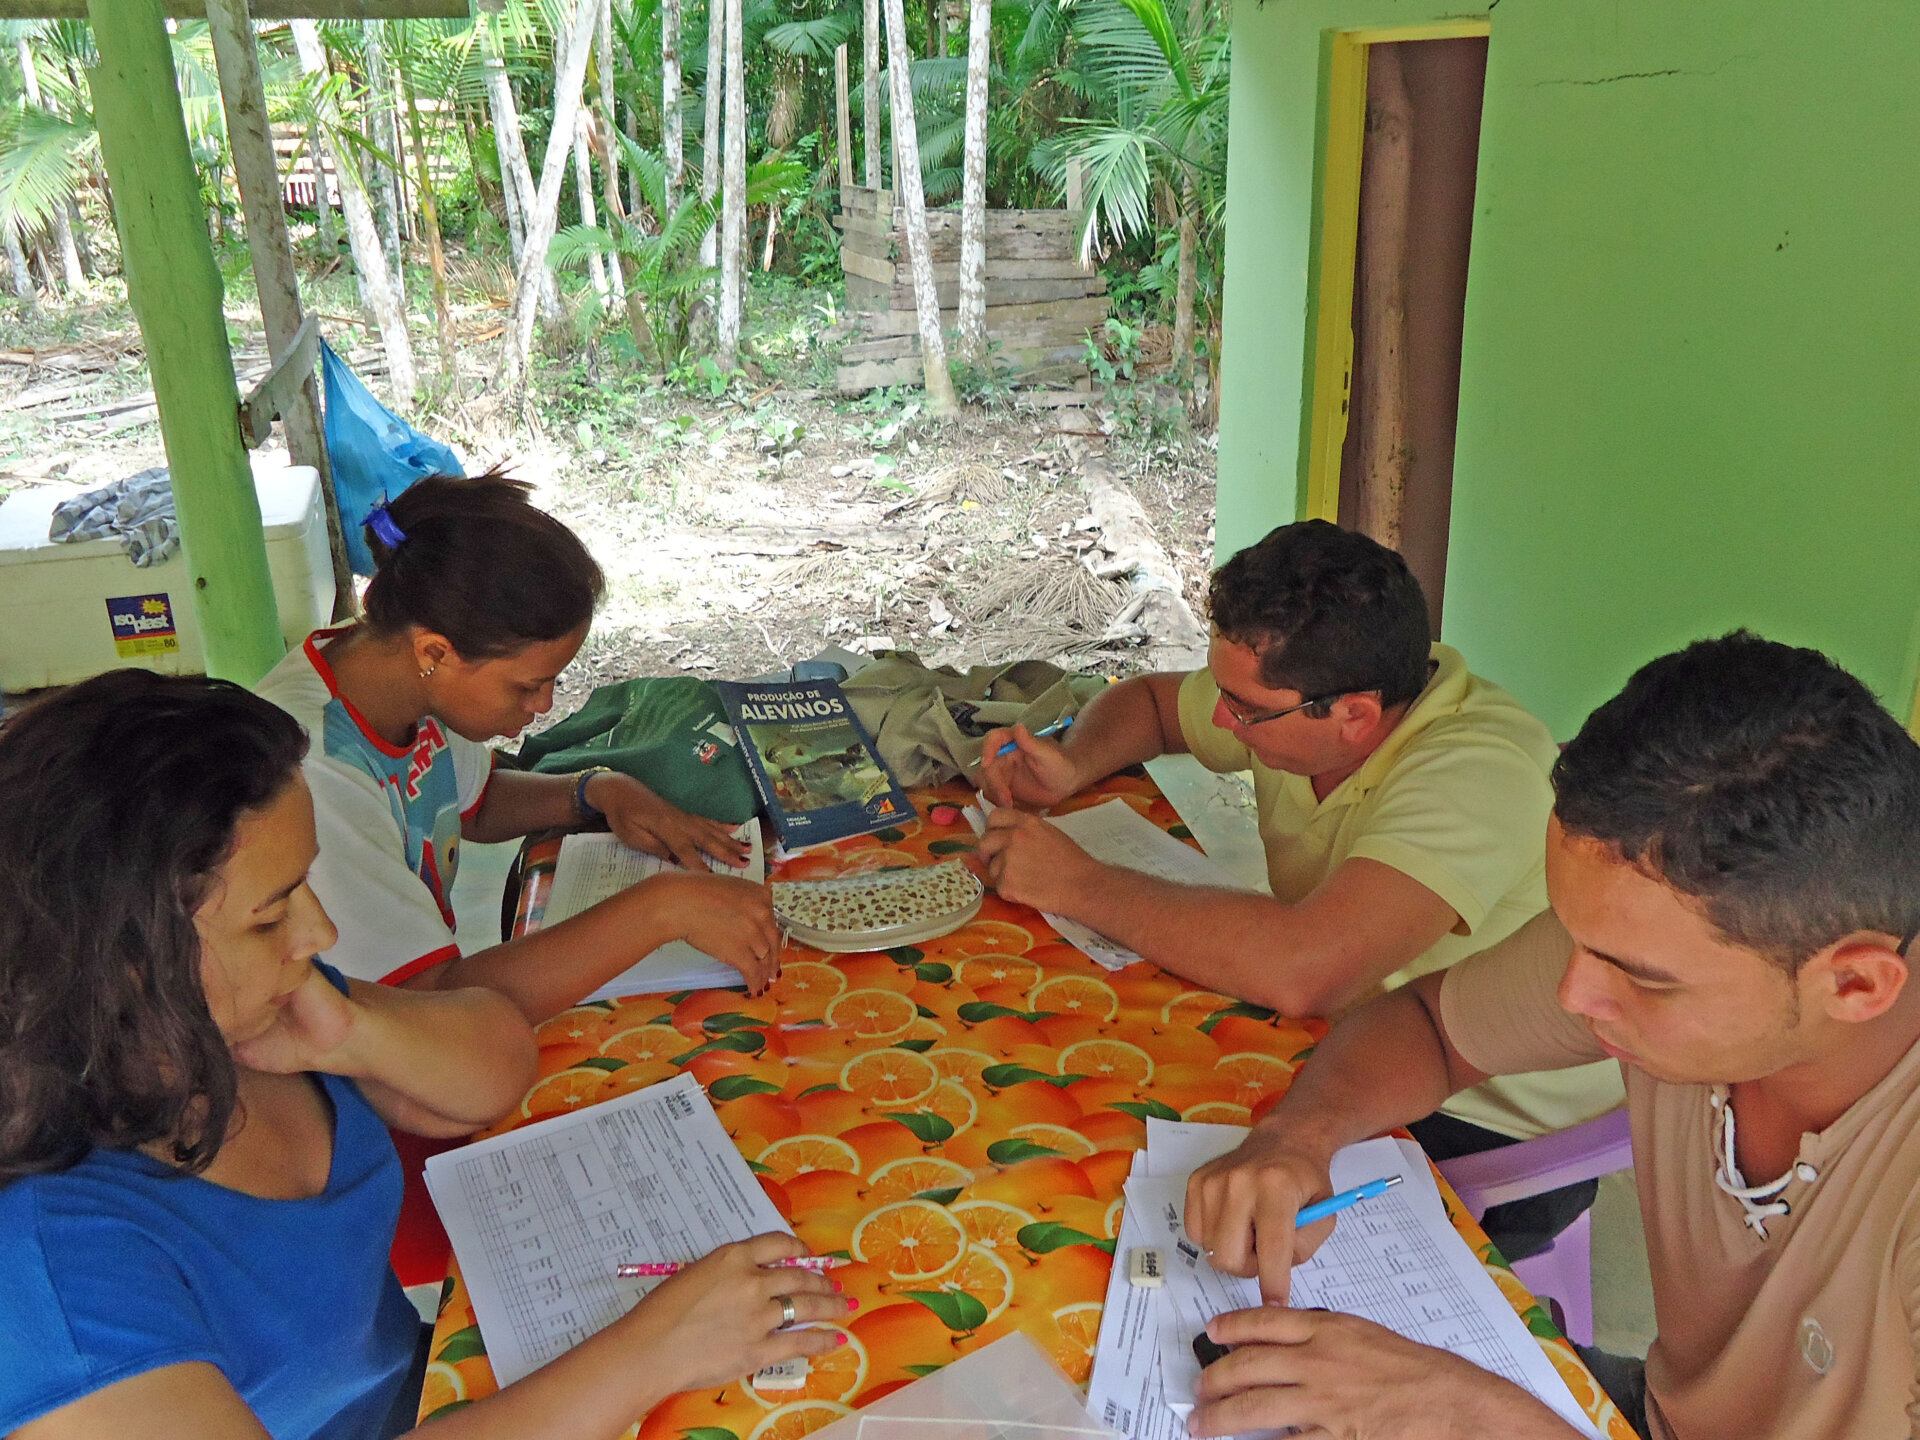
[643, 872, 783, 995]
[230, 963, 360, 1075]
[630, 1234, 855, 1393]
[589, 773, 752, 871]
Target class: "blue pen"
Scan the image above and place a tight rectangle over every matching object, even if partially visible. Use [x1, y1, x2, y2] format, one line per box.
[1295, 1174, 1403, 1226]
[994, 713, 1076, 758]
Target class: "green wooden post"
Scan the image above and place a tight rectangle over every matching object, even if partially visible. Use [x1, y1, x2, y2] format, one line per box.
[87, 0, 284, 684]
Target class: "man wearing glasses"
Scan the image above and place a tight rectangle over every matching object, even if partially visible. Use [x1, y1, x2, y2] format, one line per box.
[977, 521, 1621, 1248]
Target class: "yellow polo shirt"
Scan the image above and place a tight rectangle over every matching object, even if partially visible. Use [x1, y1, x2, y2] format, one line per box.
[1176, 644, 1623, 1138]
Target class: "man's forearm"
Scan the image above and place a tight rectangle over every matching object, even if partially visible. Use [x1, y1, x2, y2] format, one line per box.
[1066, 864, 1373, 1015]
[1052, 675, 1184, 789]
[1259, 978, 1480, 1161]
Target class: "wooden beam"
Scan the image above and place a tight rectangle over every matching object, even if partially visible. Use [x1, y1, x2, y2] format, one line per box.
[834, 44, 852, 191]
[4, 0, 467, 16]
[238, 314, 320, 448]
[88, 0, 284, 682]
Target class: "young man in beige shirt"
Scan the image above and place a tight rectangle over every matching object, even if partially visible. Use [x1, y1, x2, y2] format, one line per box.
[1184, 631, 1920, 1440]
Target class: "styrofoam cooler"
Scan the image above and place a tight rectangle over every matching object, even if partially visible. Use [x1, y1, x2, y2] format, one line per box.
[0, 453, 337, 692]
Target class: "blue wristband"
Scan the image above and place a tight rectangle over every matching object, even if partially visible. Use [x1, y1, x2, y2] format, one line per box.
[573, 766, 613, 822]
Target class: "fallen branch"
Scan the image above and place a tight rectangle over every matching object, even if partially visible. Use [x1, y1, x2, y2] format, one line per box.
[1076, 455, 1209, 669]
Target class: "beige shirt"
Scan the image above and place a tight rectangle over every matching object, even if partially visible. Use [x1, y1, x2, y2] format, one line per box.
[1178, 644, 1622, 1137]
[1441, 913, 1920, 1440]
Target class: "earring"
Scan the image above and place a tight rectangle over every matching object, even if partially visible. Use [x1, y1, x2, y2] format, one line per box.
[419, 666, 436, 679]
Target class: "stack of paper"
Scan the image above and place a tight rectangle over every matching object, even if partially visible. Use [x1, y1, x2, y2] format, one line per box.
[541, 823, 765, 999]
[1085, 1121, 1602, 1440]
[425, 1072, 789, 1386]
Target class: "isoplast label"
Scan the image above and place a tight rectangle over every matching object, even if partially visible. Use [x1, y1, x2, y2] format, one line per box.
[106, 593, 180, 657]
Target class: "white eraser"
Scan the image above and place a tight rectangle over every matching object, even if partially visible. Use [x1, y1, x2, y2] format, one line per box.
[1128, 1247, 1166, 1287]
[754, 1359, 811, 1391]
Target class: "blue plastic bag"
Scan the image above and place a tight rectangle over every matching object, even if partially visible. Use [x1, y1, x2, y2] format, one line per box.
[321, 340, 464, 575]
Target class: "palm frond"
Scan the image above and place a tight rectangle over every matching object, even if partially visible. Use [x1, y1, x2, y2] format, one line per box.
[0, 106, 90, 236]
[764, 13, 856, 60]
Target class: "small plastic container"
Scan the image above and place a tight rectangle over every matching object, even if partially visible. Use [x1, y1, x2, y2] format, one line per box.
[772, 860, 984, 952]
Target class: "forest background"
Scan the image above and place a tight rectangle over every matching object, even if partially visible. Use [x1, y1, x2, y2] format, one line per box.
[0, 0, 1222, 704]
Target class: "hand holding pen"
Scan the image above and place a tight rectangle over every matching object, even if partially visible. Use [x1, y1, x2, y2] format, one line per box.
[976, 714, 1081, 811]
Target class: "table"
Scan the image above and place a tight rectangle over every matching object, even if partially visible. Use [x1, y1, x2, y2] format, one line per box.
[420, 772, 1637, 1440]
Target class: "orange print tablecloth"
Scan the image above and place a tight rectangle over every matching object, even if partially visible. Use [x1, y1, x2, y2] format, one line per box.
[420, 772, 1635, 1440]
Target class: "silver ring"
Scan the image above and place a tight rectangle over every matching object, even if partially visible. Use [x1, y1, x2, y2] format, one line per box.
[778, 1295, 797, 1328]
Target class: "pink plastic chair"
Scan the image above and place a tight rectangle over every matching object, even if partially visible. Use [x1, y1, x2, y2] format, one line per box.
[1435, 1107, 1634, 1345]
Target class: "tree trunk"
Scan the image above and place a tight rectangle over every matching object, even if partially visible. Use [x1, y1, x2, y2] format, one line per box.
[1352, 41, 1413, 551]
[206, 0, 357, 616]
[716, 0, 745, 367]
[862, 0, 881, 187]
[68, 197, 95, 276]
[5, 223, 38, 307]
[658, 0, 682, 206]
[291, 20, 418, 408]
[483, 28, 563, 320]
[572, 112, 611, 298]
[361, 21, 405, 294]
[588, 66, 628, 305]
[881, 0, 957, 414]
[484, 49, 527, 262]
[700, 0, 724, 266]
[1171, 178, 1196, 386]
[17, 38, 85, 292]
[403, 72, 458, 380]
[956, 0, 989, 365]
[497, 0, 603, 398]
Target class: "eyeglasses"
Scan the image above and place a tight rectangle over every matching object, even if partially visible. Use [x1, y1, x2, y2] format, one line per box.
[1217, 688, 1347, 728]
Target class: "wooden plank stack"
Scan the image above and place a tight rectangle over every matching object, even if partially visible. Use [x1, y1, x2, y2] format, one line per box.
[832, 185, 1110, 393]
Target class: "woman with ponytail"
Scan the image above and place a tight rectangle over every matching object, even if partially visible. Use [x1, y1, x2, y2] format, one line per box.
[255, 472, 779, 1022]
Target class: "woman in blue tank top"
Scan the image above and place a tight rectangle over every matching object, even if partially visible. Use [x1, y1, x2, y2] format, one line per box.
[0, 673, 851, 1440]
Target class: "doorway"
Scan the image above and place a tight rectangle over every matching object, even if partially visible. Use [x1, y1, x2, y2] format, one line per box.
[1303, 25, 1489, 633]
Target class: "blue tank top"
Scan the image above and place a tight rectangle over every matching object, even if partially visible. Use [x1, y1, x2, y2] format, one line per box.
[0, 970, 417, 1438]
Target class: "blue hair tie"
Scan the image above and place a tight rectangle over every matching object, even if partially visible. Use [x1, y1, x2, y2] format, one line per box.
[366, 503, 407, 551]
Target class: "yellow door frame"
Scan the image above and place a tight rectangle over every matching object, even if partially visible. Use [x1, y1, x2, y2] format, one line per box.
[1301, 17, 1492, 524]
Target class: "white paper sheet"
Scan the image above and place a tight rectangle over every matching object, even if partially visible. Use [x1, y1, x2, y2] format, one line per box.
[424, 1072, 789, 1386]
[1038, 800, 1249, 969]
[540, 824, 765, 999]
[1117, 1136, 1600, 1438]
[1085, 1156, 1187, 1440]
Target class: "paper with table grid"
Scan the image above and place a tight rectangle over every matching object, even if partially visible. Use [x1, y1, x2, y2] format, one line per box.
[424, 1072, 789, 1386]
[1087, 1125, 1599, 1439]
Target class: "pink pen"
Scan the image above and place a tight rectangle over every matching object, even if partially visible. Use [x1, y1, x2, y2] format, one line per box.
[616, 1256, 846, 1278]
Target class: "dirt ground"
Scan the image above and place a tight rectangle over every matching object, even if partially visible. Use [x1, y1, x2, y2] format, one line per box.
[0, 270, 1218, 726]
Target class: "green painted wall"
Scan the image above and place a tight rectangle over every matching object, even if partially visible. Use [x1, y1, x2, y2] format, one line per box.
[1216, 1, 1920, 737]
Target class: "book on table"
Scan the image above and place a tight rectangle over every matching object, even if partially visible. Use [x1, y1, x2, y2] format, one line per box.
[541, 822, 764, 999]
[717, 677, 914, 850]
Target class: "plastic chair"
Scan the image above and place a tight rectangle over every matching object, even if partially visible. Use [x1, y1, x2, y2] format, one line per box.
[1435, 1107, 1633, 1345]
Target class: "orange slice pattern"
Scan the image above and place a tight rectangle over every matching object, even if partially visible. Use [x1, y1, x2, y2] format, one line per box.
[426, 774, 1623, 1440]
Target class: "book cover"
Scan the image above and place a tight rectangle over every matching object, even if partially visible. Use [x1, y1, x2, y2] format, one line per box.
[717, 678, 914, 848]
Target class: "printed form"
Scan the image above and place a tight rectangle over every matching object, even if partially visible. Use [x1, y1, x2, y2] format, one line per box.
[1088, 1124, 1600, 1440]
[425, 1072, 788, 1386]
[540, 823, 765, 999]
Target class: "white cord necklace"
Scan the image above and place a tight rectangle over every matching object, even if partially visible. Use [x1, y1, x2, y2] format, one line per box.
[1712, 1092, 1819, 1239]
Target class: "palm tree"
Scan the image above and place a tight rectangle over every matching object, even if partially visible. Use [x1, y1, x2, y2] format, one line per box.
[550, 142, 802, 365]
[1042, 0, 1228, 389]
